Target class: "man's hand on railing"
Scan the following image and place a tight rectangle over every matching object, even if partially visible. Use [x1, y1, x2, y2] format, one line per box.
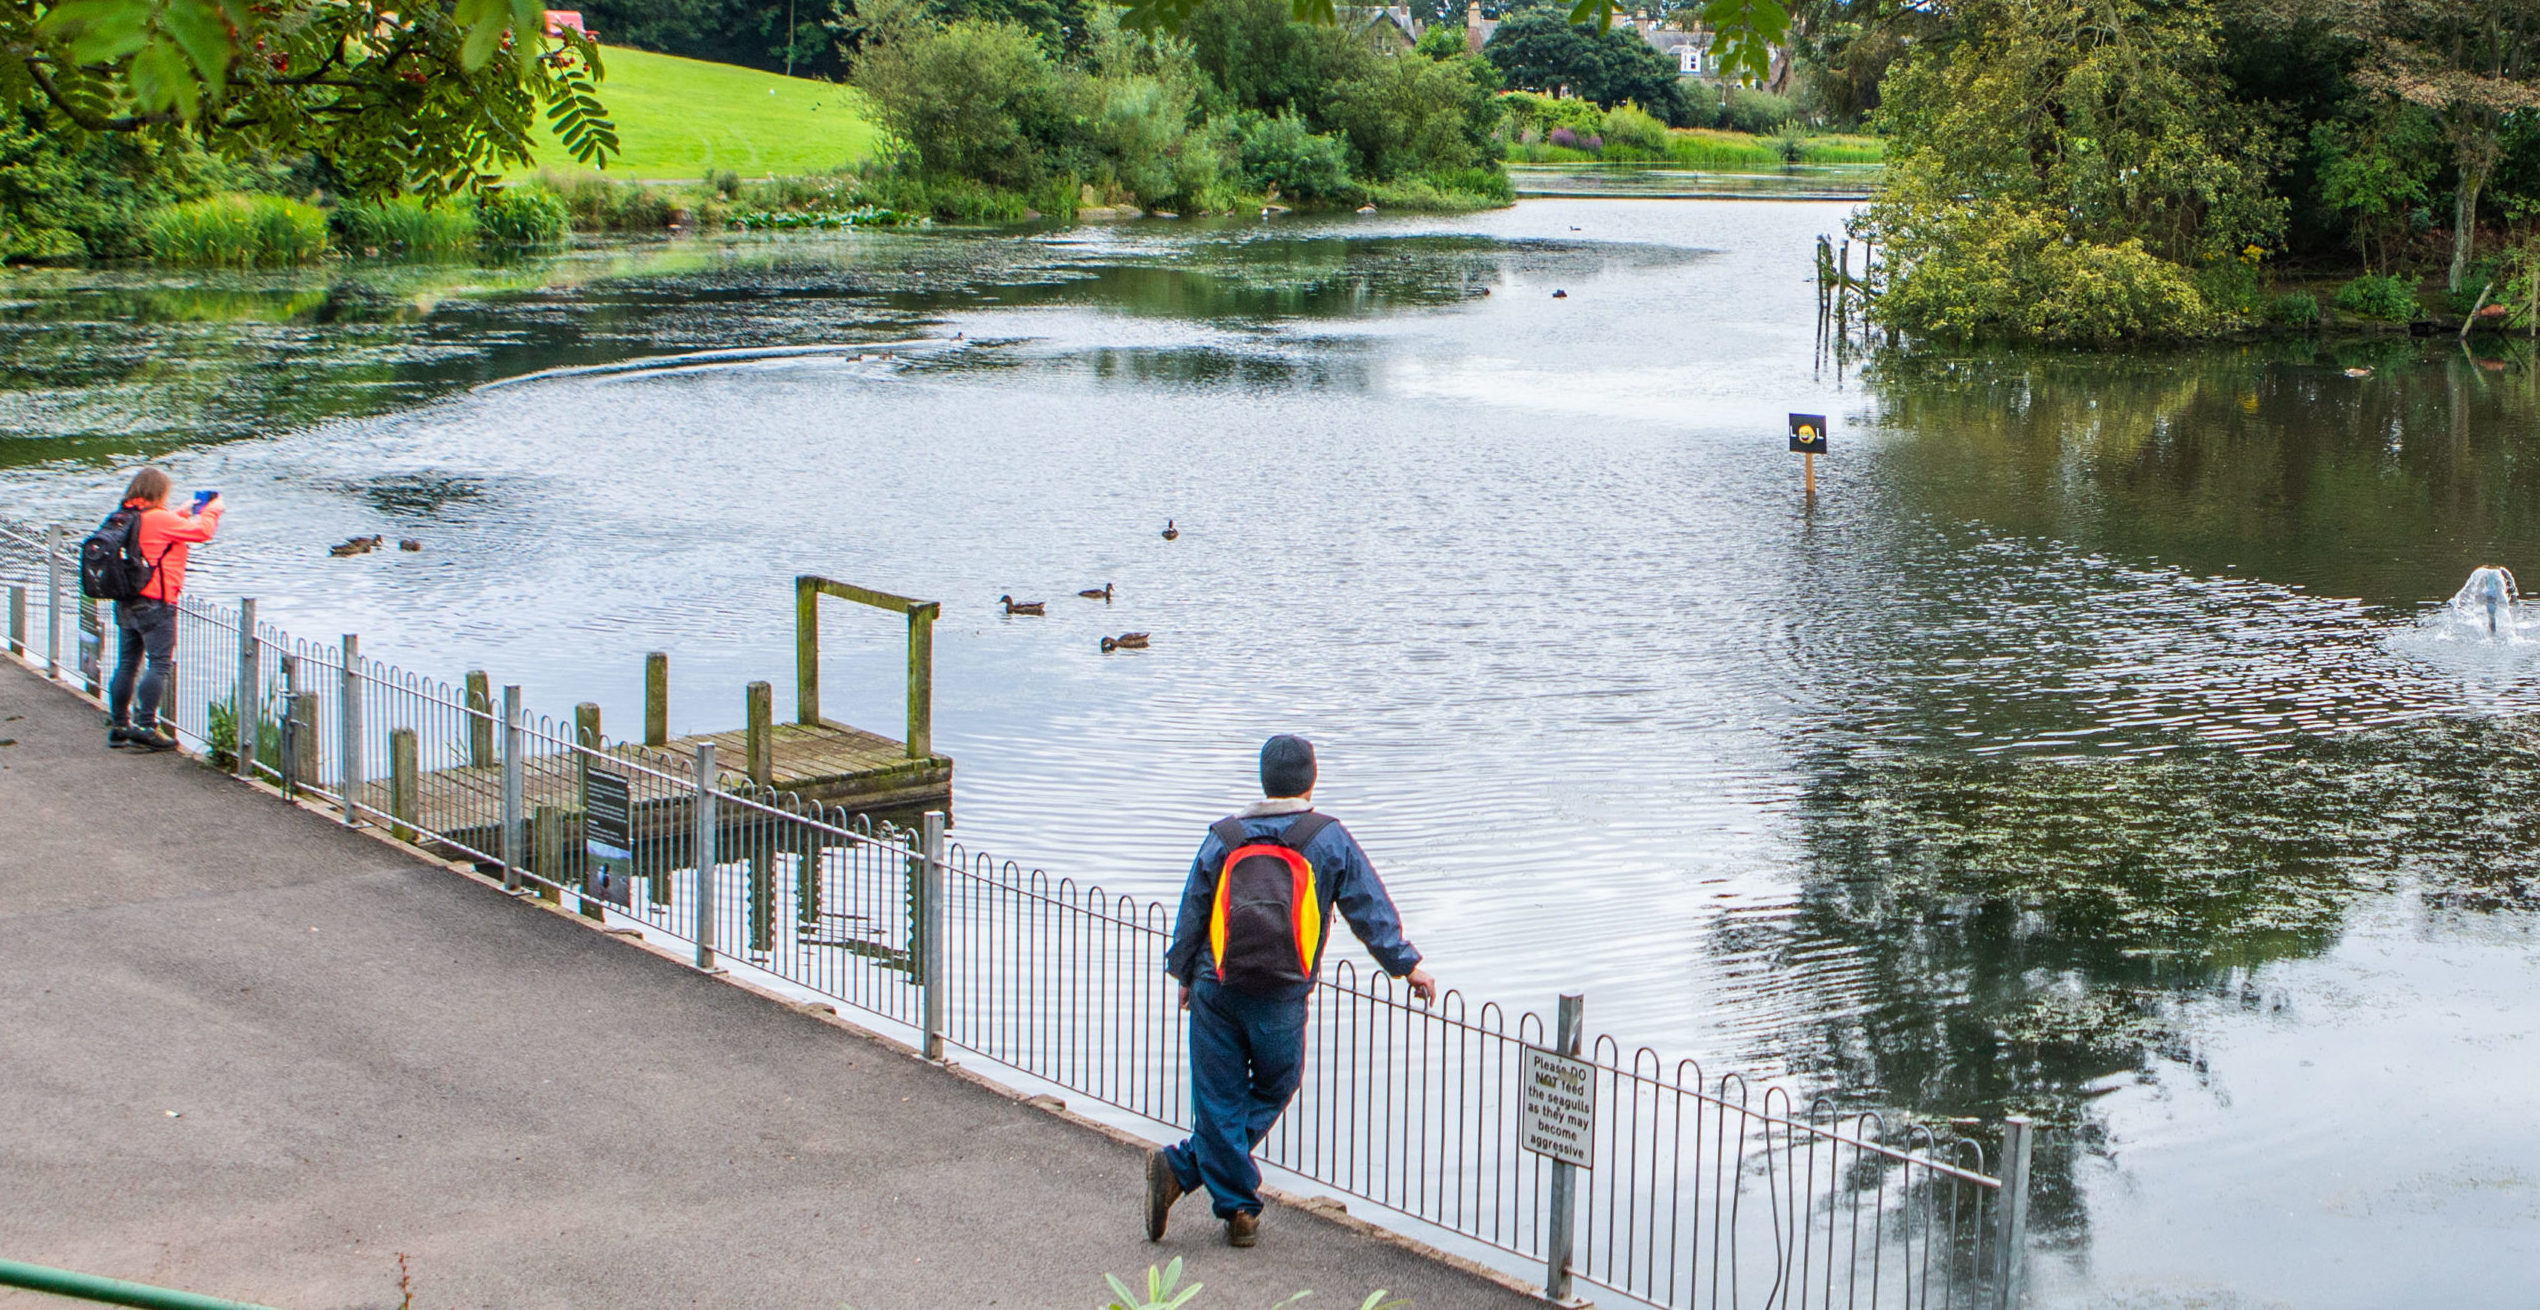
[1404, 967, 1437, 1006]
[1179, 983, 1192, 1011]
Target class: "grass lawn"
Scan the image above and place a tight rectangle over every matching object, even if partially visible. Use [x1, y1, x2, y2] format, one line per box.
[539, 47, 882, 180]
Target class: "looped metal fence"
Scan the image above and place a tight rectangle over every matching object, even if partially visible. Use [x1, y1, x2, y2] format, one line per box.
[0, 515, 2032, 1309]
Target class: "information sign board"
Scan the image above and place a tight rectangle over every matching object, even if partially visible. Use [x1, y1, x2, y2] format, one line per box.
[1789, 413, 1830, 454]
[1519, 1045, 1597, 1170]
[583, 768, 634, 908]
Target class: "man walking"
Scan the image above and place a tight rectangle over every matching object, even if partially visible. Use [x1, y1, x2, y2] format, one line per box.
[101, 467, 221, 751]
[1147, 734, 1436, 1248]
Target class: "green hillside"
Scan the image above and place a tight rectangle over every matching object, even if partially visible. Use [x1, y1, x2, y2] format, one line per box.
[542, 47, 882, 180]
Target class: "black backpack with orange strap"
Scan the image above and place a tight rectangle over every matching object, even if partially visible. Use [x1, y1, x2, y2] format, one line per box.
[1205, 812, 1340, 994]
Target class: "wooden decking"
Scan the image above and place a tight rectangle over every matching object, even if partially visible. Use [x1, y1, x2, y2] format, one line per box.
[378, 718, 952, 865]
[649, 719, 952, 811]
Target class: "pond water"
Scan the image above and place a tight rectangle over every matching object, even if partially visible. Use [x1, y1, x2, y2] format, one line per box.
[6, 201, 2540, 1307]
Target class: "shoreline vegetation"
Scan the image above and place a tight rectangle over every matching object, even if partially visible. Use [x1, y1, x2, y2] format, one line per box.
[1850, 0, 2540, 346]
[2, 0, 1889, 268]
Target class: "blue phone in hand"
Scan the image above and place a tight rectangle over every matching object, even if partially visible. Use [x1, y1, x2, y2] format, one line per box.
[191, 490, 216, 512]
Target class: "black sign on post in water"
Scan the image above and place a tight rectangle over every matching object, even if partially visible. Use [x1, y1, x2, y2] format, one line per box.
[584, 769, 634, 908]
[1789, 413, 1830, 454]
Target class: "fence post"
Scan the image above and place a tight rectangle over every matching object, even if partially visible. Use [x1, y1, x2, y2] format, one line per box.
[7, 583, 23, 656]
[278, 655, 301, 795]
[1544, 992, 1585, 1303]
[921, 810, 947, 1061]
[338, 634, 361, 826]
[746, 679, 773, 785]
[234, 599, 258, 779]
[501, 684, 524, 894]
[389, 728, 418, 842]
[645, 653, 668, 746]
[45, 524, 64, 680]
[693, 741, 718, 970]
[79, 598, 100, 696]
[467, 670, 494, 768]
[1992, 1116, 2034, 1310]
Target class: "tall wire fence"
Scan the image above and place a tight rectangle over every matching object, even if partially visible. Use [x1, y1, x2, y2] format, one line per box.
[0, 515, 2034, 1309]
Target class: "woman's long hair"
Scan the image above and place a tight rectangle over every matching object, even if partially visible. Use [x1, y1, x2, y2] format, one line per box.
[122, 467, 171, 508]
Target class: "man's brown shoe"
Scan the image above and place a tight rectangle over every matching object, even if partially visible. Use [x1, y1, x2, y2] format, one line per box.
[1226, 1211, 1259, 1248]
[1145, 1149, 1184, 1241]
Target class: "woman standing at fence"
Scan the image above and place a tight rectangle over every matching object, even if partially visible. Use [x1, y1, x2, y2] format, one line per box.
[106, 467, 221, 752]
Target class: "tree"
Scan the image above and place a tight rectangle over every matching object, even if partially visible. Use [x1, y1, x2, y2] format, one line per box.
[854, 16, 1074, 186]
[1860, 0, 2286, 341]
[2344, 0, 2540, 292]
[2309, 102, 2441, 273]
[5, 0, 618, 198]
[1482, 5, 1676, 110]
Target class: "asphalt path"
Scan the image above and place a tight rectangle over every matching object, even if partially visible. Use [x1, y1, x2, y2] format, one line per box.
[0, 657, 1541, 1310]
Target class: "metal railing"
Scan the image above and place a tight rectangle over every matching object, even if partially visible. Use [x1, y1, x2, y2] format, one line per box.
[0, 515, 2032, 1309]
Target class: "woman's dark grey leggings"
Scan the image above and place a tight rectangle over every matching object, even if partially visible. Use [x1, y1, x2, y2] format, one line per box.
[108, 598, 177, 729]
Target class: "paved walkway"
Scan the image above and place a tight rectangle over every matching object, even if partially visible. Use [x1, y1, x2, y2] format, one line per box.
[0, 659, 1541, 1310]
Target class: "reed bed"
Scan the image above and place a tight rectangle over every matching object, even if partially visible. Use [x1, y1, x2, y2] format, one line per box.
[143, 194, 331, 267]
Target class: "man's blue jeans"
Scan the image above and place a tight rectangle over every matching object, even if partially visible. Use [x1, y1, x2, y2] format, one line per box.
[1163, 975, 1309, 1218]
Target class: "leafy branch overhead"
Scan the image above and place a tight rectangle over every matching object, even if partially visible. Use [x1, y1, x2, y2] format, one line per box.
[6, 0, 620, 195]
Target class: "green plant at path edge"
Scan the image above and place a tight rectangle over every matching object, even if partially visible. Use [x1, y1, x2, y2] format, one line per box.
[1098, 1261, 1409, 1310]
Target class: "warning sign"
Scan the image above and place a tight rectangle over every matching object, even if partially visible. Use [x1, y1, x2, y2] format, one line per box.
[1519, 1046, 1597, 1170]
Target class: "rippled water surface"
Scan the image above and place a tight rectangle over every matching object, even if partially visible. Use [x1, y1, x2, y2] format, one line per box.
[7, 202, 2540, 1306]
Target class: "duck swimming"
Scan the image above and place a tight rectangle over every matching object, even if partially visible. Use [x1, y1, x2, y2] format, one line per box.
[1078, 583, 1114, 600]
[999, 594, 1046, 616]
[1101, 633, 1151, 652]
[1161, 520, 1179, 541]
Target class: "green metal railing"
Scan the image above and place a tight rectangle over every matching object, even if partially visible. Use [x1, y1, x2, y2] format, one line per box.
[0, 1258, 277, 1310]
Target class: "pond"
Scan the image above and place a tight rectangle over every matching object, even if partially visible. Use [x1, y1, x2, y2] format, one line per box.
[4, 201, 2538, 1307]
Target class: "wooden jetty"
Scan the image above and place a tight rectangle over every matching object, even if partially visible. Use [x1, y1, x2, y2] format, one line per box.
[377, 575, 952, 873]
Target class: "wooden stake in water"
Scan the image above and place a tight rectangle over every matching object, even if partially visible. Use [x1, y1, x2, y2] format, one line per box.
[1805, 451, 1817, 497]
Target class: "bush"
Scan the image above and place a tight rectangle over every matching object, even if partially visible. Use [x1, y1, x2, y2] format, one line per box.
[2334, 274, 2419, 322]
[1236, 112, 1354, 201]
[541, 172, 691, 232]
[2266, 292, 2322, 326]
[856, 18, 1074, 190]
[334, 197, 478, 256]
[1600, 103, 1670, 156]
[1500, 90, 1604, 141]
[144, 194, 329, 266]
[1321, 52, 1502, 184]
[1721, 86, 1797, 135]
[1875, 200, 2214, 343]
[1547, 126, 1580, 150]
[475, 186, 570, 245]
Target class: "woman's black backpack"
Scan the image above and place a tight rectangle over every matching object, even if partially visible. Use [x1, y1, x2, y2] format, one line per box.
[79, 506, 154, 602]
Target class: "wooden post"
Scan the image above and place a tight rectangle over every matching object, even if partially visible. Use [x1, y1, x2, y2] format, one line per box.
[1805, 451, 1817, 497]
[575, 700, 601, 795]
[906, 602, 937, 759]
[466, 670, 494, 768]
[534, 803, 563, 902]
[389, 728, 419, 842]
[290, 691, 319, 789]
[644, 652, 668, 746]
[795, 578, 820, 726]
[746, 680, 773, 786]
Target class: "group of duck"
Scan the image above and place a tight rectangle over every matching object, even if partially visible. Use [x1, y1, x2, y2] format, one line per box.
[1000, 520, 1179, 653]
[328, 535, 422, 557]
